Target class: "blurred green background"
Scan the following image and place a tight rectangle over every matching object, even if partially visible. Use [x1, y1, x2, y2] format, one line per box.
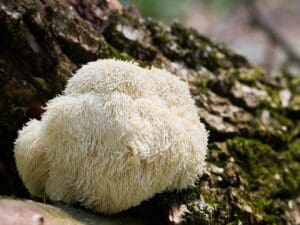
[120, 0, 245, 20]
[120, 0, 300, 73]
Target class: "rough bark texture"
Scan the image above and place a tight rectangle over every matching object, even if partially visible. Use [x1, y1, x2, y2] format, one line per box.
[0, 0, 299, 224]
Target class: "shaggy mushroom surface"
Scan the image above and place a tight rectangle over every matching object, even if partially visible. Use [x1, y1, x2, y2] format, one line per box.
[14, 59, 208, 214]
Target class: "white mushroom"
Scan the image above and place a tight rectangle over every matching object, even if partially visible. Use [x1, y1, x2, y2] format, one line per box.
[14, 59, 208, 214]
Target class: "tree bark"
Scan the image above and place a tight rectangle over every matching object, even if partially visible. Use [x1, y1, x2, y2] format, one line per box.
[0, 0, 299, 224]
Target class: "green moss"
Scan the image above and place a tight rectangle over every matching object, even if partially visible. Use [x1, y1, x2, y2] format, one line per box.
[146, 19, 249, 72]
[226, 138, 281, 190]
[105, 44, 134, 61]
[102, 11, 156, 63]
[170, 22, 249, 71]
[274, 140, 300, 198]
[290, 95, 300, 110]
[115, 11, 141, 29]
[270, 111, 297, 143]
[286, 140, 300, 161]
[237, 67, 266, 85]
[288, 75, 300, 94]
[259, 85, 287, 111]
[170, 22, 225, 71]
[190, 77, 210, 96]
[279, 168, 300, 198]
[160, 129, 298, 224]
[224, 137, 299, 223]
[248, 197, 283, 224]
[226, 136, 299, 201]
[250, 110, 298, 150]
[200, 189, 223, 209]
[226, 221, 242, 225]
[227, 137, 274, 178]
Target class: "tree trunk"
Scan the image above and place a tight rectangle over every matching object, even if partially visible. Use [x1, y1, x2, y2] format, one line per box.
[0, 0, 299, 224]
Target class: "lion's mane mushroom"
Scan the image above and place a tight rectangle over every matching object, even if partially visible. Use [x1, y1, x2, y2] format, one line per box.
[14, 59, 208, 214]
